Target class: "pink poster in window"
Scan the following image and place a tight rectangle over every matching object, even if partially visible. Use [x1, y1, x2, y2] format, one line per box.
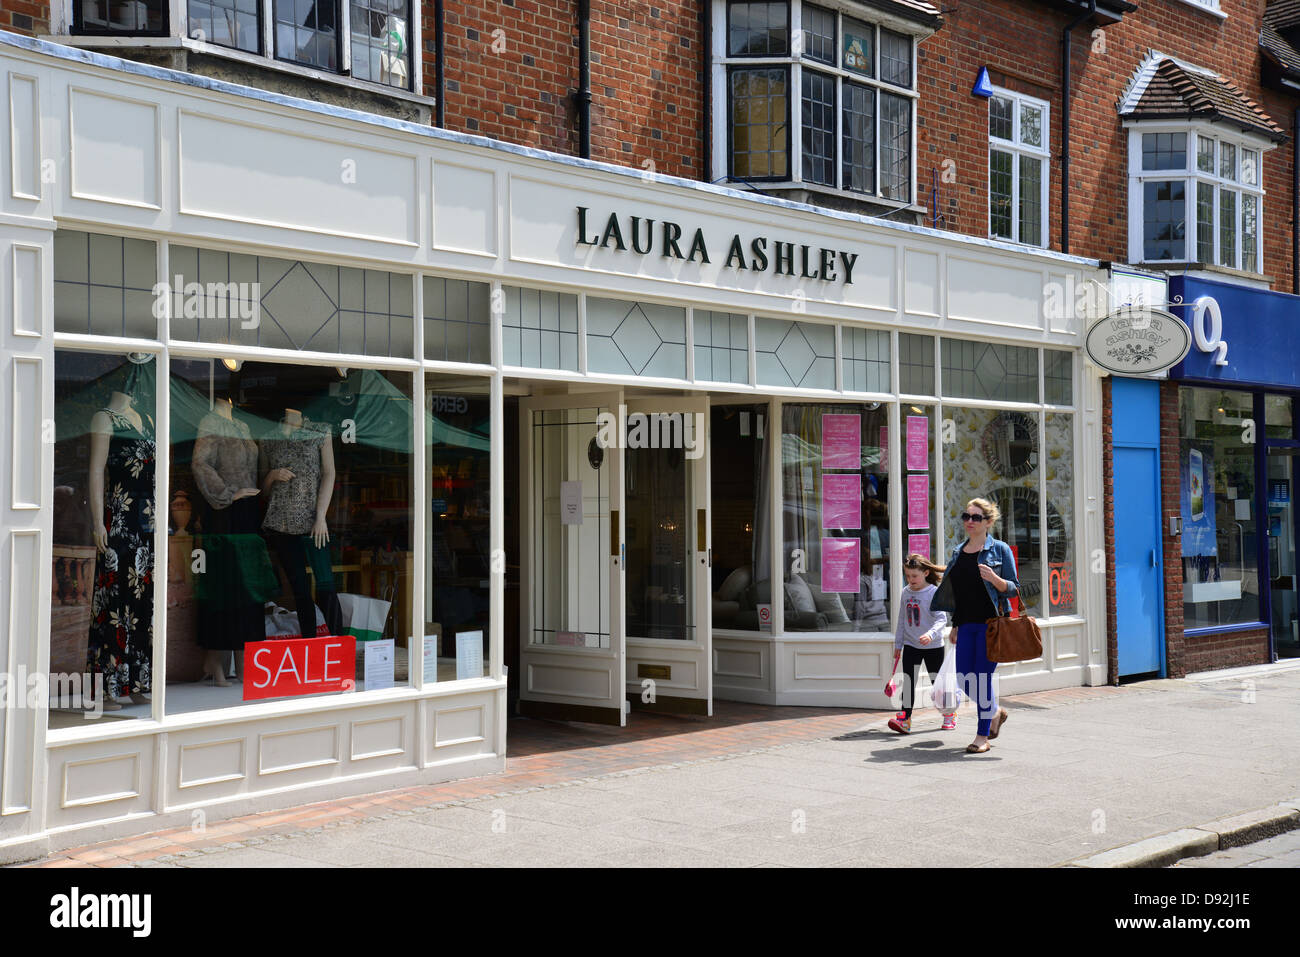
[906, 415, 929, 472]
[821, 473, 862, 529]
[879, 426, 889, 473]
[821, 538, 861, 593]
[907, 534, 932, 561]
[821, 414, 860, 469]
[907, 474, 930, 530]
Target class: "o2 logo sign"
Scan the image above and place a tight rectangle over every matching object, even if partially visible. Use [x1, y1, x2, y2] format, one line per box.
[1190, 296, 1229, 367]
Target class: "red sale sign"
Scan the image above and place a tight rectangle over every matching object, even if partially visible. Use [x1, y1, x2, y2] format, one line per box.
[242, 636, 357, 701]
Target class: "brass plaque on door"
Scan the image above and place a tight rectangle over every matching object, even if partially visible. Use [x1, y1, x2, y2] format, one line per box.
[697, 509, 707, 551]
[637, 663, 671, 680]
[610, 510, 619, 556]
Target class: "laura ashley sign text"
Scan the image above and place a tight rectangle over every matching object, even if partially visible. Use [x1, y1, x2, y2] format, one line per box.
[576, 207, 859, 285]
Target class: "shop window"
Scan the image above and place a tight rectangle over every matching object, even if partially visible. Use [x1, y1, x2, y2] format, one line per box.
[423, 276, 490, 364]
[501, 285, 578, 372]
[425, 374, 492, 681]
[898, 332, 934, 396]
[49, 351, 159, 724]
[1131, 129, 1265, 272]
[586, 298, 688, 379]
[1044, 413, 1076, 616]
[903, 404, 937, 565]
[941, 338, 1038, 403]
[943, 407, 1044, 617]
[166, 359, 414, 714]
[1179, 387, 1261, 630]
[694, 310, 750, 385]
[709, 405, 769, 633]
[721, 0, 920, 203]
[988, 88, 1048, 247]
[168, 245, 414, 357]
[840, 326, 887, 393]
[781, 403, 891, 632]
[755, 317, 834, 389]
[54, 230, 158, 339]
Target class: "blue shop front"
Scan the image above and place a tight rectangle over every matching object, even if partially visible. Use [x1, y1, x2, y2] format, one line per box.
[1169, 276, 1300, 663]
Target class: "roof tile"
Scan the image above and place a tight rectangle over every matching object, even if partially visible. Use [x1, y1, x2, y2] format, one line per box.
[1131, 59, 1286, 142]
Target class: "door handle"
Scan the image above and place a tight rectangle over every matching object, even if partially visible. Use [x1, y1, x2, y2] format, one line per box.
[1150, 548, 1158, 568]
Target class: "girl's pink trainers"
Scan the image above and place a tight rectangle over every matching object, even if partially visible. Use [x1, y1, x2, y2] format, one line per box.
[940, 714, 957, 731]
[887, 716, 911, 734]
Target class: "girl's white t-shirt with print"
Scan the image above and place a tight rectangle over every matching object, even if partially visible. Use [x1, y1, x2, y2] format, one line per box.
[894, 583, 950, 651]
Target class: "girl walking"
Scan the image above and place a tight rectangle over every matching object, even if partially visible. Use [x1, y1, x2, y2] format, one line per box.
[934, 497, 1019, 754]
[887, 554, 953, 734]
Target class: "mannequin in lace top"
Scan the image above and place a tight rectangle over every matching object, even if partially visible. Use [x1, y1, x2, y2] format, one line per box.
[192, 397, 277, 685]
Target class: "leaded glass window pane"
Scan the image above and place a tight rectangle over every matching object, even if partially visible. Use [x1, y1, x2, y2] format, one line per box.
[801, 69, 835, 186]
[1197, 135, 1215, 174]
[1241, 149, 1259, 186]
[989, 95, 1012, 141]
[54, 230, 158, 339]
[941, 338, 1039, 403]
[1019, 155, 1042, 246]
[755, 317, 834, 389]
[989, 149, 1012, 239]
[842, 81, 875, 194]
[189, 0, 259, 51]
[1019, 104, 1042, 148]
[1141, 132, 1186, 171]
[1219, 141, 1236, 181]
[842, 16, 873, 77]
[879, 92, 911, 202]
[1242, 193, 1258, 272]
[728, 1, 789, 56]
[842, 326, 889, 393]
[730, 67, 789, 179]
[694, 310, 750, 384]
[800, 3, 835, 65]
[423, 275, 489, 364]
[350, 0, 409, 88]
[1044, 349, 1072, 406]
[899, 332, 934, 396]
[1196, 182, 1214, 264]
[1219, 188, 1237, 268]
[502, 286, 578, 371]
[1142, 180, 1185, 260]
[274, 0, 338, 71]
[587, 298, 687, 379]
[879, 28, 911, 88]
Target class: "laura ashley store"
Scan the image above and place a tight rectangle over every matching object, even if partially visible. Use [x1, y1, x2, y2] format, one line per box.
[0, 32, 1106, 860]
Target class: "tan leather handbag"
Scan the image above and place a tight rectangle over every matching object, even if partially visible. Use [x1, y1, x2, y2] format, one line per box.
[985, 611, 1042, 663]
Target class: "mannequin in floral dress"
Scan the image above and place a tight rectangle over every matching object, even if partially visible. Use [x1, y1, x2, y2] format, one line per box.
[87, 388, 155, 710]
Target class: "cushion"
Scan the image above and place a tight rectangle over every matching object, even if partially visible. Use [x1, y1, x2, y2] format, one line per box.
[712, 599, 741, 619]
[716, 566, 752, 602]
[784, 575, 817, 615]
[806, 582, 851, 624]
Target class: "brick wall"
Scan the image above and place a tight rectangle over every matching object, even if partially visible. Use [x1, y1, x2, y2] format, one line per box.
[0, 0, 48, 36]
[1181, 627, 1270, 673]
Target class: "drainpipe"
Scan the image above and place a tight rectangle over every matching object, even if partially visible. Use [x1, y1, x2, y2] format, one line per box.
[577, 0, 592, 159]
[1060, 0, 1096, 255]
[701, 0, 711, 181]
[434, 0, 444, 127]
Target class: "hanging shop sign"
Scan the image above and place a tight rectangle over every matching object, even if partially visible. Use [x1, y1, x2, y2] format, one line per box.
[576, 207, 860, 285]
[1083, 305, 1190, 376]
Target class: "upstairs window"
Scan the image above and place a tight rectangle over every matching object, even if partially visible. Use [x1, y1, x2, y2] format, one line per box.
[988, 88, 1049, 247]
[721, 0, 920, 204]
[74, 0, 169, 35]
[1129, 126, 1264, 272]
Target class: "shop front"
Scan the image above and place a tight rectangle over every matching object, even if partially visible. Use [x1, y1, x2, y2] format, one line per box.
[0, 32, 1105, 860]
[1167, 276, 1300, 670]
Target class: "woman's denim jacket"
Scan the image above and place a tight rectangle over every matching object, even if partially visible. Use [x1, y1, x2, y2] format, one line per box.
[930, 535, 1020, 617]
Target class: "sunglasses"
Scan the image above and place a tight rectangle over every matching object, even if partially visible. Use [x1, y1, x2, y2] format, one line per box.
[960, 512, 988, 523]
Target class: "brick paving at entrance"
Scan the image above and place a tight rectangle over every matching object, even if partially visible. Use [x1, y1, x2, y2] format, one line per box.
[19, 684, 1151, 868]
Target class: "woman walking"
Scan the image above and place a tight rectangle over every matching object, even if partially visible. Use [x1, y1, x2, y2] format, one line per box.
[935, 497, 1018, 754]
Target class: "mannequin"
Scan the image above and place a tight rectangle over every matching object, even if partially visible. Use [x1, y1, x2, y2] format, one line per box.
[87, 387, 155, 710]
[260, 409, 336, 640]
[192, 395, 278, 685]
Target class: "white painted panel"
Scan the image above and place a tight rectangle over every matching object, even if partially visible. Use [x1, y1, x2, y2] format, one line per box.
[2, 530, 39, 815]
[350, 715, 405, 760]
[1047, 271, 1085, 336]
[1052, 625, 1080, 661]
[258, 725, 339, 775]
[178, 738, 245, 789]
[527, 662, 613, 700]
[68, 88, 158, 208]
[9, 74, 40, 200]
[714, 646, 764, 678]
[433, 160, 496, 256]
[11, 244, 41, 337]
[904, 249, 940, 317]
[792, 649, 874, 681]
[433, 704, 485, 748]
[947, 256, 1043, 329]
[62, 752, 141, 808]
[179, 111, 418, 245]
[508, 175, 894, 312]
[11, 356, 41, 509]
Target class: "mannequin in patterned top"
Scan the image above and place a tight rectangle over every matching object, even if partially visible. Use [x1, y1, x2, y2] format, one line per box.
[87, 389, 155, 711]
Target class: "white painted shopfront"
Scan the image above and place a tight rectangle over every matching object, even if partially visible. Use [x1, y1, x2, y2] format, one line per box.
[0, 31, 1107, 861]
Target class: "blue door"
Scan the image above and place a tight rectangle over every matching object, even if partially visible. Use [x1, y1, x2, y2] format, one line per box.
[1116, 446, 1164, 676]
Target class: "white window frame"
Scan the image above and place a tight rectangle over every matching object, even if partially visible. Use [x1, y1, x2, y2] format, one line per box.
[987, 87, 1050, 248]
[1126, 121, 1270, 274]
[712, 0, 924, 209]
[1173, 0, 1225, 19]
[55, 0, 421, 95]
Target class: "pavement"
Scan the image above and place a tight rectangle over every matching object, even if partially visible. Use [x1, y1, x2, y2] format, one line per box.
[15, 665, 1300, 868]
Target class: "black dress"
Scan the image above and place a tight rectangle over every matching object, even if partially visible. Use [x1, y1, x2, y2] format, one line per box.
[88, 409, 155, 698]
